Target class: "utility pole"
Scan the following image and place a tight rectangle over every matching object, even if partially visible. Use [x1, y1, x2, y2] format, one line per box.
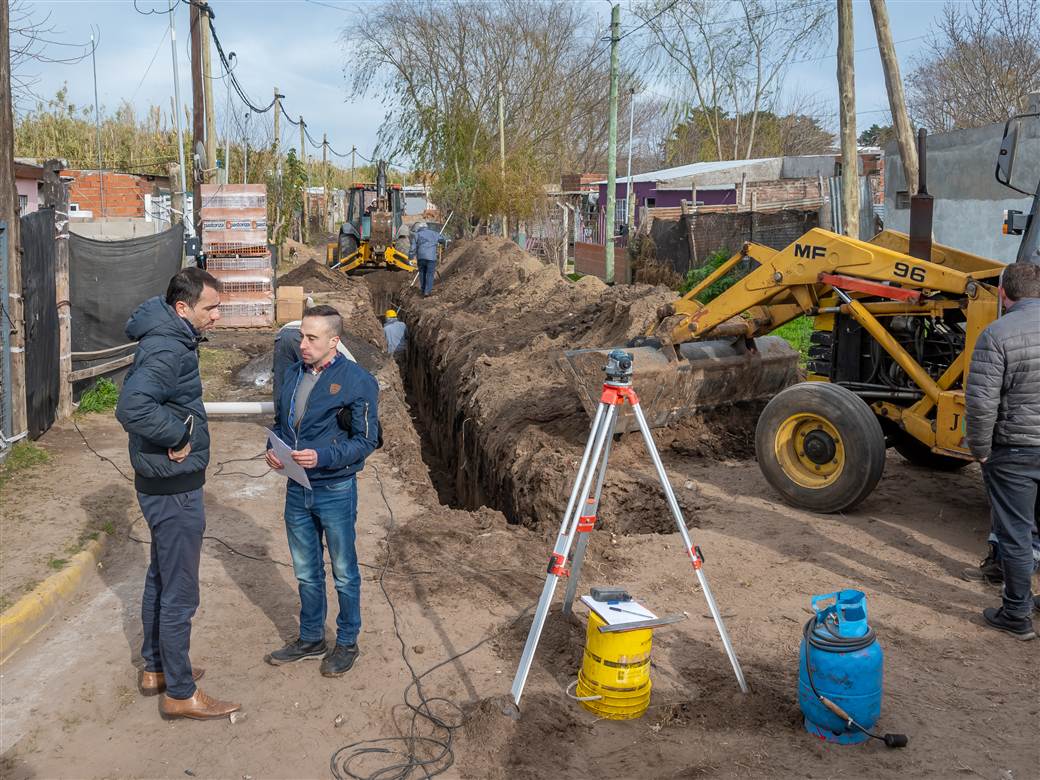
[243, 111, 249, 184]
[299, 117, 308, 243]
[168, 4, 189, 233]
[498, 80, 507, 238]
[41, 162, 72, 420]
[222, 57, 232, 184]
[604, 3, 620, 283]
[625, 86, 636, 233]
[273, 87, 281, 243]
[836, 0, 860, 239]
[189, 0, 204, 237]
[869, 0, 917, 195]
[324, 134, 331, 233]
[1, 0, 27, 442]
[90, 33, 104, 219]
[350, 144, 355, 185]
[201, 7, 216, 185]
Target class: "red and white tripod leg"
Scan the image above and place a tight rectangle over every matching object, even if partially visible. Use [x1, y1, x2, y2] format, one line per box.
[630, 399, 749, 694]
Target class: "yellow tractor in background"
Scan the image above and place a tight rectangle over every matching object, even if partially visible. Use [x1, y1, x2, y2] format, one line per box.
[326, 160, 415, 274]
[563, 116, 1039, 514]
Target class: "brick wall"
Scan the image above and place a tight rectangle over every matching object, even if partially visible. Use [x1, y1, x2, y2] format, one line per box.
[745, 178, 819, 204]
[63, 171, 169, 218]
[574, 241, 630, 282]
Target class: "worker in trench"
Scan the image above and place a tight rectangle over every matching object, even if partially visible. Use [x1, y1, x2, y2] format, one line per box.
[115, 268, 241, 720]
[265, 305, 381, 676]
[964, 261, 1040, 641]
[383, 308, 407, 355]
[409, 221, 447, 296]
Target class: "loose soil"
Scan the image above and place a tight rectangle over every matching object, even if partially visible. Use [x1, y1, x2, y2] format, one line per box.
[278, 259, 354, 294]
[1, 237, 1036, 779]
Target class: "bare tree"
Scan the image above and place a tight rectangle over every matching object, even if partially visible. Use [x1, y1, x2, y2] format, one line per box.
[906, 0, 1040, 132]
[634, 0, 832, 161]
[344, 0, 638, 228]
[9, 0, 94, 110]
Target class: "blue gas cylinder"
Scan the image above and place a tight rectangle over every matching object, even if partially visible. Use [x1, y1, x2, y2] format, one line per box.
[798, 589, 883, 745]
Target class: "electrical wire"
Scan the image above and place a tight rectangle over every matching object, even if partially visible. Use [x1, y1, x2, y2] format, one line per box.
[330, 466, 535, 780]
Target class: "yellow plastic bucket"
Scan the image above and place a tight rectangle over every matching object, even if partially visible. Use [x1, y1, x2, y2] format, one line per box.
[575, 611, 652, 720]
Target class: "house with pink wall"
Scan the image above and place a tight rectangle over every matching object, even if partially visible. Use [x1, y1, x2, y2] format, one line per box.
[15, 159, 45, 216]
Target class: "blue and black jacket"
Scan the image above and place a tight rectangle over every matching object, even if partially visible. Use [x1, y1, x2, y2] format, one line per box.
[271, 353, 380, 486]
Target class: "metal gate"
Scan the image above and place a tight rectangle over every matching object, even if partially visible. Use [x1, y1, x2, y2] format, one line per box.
[20, 208, 58, 440]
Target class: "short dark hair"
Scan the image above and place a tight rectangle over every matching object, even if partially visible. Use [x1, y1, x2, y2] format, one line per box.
[302, 304, 343, 337]
[166, 267, 221, 308]
[1001, 262, 1040, 302]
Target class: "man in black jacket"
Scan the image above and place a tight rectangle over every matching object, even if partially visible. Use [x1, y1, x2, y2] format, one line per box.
[115, 268, 241, 719]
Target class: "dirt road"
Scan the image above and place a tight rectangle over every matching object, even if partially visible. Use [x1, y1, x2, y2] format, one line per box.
[2, 243, 1037, 779]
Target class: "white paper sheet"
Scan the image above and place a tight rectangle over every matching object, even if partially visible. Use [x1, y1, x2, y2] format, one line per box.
[267, 429, 311, 490]
[580, 595, 657, 627]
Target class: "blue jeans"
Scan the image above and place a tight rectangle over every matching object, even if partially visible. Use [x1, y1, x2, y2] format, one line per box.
[418, 260, 435, 295]
[284, 478, 361, 645]
[138, 488, 205, 699]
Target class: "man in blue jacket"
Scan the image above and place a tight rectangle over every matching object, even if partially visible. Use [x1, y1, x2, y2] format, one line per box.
[409, 221, 447, 296]
[265, 304, 380, 676]
[115, 268, 240, 719]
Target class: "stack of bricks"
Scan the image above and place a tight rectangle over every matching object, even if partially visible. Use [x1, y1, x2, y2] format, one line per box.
[200, 184, 274, 328]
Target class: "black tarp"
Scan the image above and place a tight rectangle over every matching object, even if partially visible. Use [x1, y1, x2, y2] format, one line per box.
[69, 224, 184, 352]
[20, 208, 59, 439]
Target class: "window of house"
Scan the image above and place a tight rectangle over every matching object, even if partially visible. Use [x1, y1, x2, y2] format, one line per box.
[18, 194, 28, 215]
[895, 191, 910, 209]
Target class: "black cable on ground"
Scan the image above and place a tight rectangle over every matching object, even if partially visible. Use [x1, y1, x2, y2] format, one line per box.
[330, 466, 535, 780]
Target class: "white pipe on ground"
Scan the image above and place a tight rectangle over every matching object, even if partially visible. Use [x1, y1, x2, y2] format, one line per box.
[203, 401, 273, 415]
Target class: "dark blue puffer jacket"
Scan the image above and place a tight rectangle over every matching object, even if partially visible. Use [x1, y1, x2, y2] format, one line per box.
[115, 296, 210, 495]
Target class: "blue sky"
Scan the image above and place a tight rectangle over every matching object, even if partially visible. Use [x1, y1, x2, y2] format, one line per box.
[14, 0, 949, 169]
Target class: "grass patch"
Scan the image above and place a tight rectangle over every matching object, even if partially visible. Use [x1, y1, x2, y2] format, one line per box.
[0, 442, 50, 489]
[566, 272, 584, 282]
[677, 250, 741, 302]
[48, 557, 68, 571]
[198, 346, 238, 381]
[0, 595, 12, 612]
[77, 378, 119, 414]
[773, 317, 815, 365]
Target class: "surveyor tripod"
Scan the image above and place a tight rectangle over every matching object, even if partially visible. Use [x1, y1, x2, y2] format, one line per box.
[510, 350, 749, 707]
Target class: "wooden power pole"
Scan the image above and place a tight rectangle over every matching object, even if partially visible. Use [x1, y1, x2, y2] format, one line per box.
[0, 0, 27, 442]
[41, 162, 72, 420]
[837, 0, 860, 239]
[189, 1, 204, 237]
[273, 87, 281, 243]
[604, 3, 621, 283]
[324, 135, 330, 233]
[201, 7, 217, 185]
[299, 117, 308, 243]
[869, 0, 918, 195]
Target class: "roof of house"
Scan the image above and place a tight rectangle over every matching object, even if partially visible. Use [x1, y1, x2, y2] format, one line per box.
[592, 157, 782, 186]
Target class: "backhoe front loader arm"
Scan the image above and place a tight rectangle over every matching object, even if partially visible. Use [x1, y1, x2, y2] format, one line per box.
[657, 228, 990, 347]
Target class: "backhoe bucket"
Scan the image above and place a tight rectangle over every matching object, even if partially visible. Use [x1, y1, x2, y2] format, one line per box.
[560, 337, 800, 433]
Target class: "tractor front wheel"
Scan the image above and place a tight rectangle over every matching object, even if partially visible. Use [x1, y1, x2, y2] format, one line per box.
[755, 382, 886, 513]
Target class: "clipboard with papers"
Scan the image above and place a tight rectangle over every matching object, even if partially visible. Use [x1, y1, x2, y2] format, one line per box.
[266, 429, 312, 490]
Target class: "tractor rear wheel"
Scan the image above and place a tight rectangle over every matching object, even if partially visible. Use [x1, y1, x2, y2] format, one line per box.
[755, 382, 886, 513]
[891, 430, 971, 471]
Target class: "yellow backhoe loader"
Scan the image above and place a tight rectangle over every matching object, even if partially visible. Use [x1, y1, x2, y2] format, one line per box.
[563, 116, 1039, 514]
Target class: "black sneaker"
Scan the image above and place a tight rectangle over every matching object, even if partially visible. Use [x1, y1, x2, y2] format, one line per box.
[982, 607, 1036, 641]
[961, 544, 1003, 584]
[265, 637, 328, 665]
[320, 643, 359, 677]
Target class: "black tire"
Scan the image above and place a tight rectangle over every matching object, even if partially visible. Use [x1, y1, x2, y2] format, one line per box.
[755, 382, 886, 513]
[891, 430, 971, 471]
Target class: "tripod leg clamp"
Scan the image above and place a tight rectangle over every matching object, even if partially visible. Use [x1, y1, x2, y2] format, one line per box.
[547, 553, 570, 577]
[689, 545, 705, 569]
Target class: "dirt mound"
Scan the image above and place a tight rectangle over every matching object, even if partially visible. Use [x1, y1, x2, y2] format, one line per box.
[278, 259, 352, 293]
[400, 236, 759, 539]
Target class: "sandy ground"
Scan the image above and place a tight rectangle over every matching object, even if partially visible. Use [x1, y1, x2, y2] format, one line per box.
[1, 240, 1037, 779]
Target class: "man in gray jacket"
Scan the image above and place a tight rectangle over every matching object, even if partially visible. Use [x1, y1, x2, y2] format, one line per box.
[965, 262, 1040, 641]
[116, 268, 241, 717]
[409, 221, 447, 296]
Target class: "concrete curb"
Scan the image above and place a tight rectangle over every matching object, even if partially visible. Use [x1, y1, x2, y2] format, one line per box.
[0, 533, 108, 665]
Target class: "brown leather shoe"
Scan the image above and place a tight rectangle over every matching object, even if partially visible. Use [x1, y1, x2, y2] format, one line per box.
[139, 668, 205, 696]
[160, 687, 240, 720]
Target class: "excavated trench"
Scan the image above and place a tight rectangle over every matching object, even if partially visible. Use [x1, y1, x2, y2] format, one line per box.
[365, 237, 760, 536]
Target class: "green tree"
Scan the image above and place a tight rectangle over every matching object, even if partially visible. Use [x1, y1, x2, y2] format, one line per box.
[858, 123, 895, 147]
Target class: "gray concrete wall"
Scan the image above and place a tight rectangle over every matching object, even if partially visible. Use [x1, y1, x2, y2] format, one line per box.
[659, 158, 782, 188]
[69, 218, 168, 240]
[884, 119, 1039, 263]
